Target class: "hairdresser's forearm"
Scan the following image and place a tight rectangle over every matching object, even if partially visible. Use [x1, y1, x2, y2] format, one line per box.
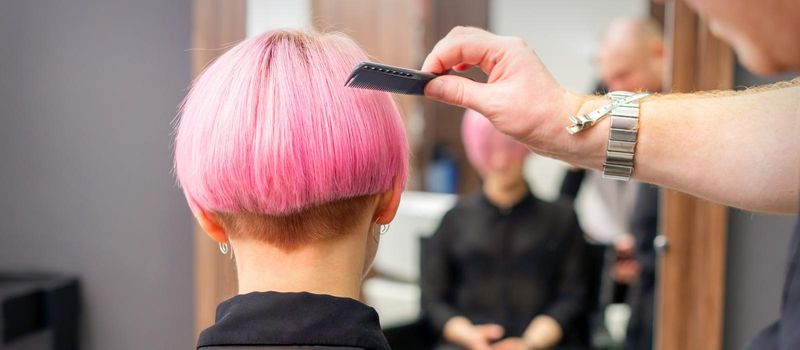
[560, 86, 799, 214]
[639, 88, 799, 213]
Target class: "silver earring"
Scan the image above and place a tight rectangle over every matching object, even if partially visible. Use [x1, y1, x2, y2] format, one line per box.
[379, 223, 390, 235]
[219, 241, 234, 260]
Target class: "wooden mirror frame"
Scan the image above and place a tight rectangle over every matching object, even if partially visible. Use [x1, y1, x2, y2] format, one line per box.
[656, 1, 732, 349]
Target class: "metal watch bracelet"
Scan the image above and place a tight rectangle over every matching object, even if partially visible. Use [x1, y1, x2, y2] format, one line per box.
[566, 91, 650, 181]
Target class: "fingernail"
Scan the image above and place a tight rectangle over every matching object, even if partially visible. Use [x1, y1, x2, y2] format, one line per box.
[426, 78, 444, 99]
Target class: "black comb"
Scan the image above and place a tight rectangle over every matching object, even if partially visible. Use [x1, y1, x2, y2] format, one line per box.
[345, 61, 438, 95]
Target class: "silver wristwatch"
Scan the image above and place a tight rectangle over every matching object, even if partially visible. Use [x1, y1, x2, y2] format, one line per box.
[566, 91, 649, 181]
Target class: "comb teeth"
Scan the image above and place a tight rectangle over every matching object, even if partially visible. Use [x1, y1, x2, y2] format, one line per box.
[347, 80, 404, 93]
[345, 61, 437, 95]
[346, 76, 408, 94]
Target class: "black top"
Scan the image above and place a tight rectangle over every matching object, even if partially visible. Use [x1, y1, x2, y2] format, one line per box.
[420, 191, 587, 342]
[629, 185, 659, 293]
[197, 291, 391, 350]
[624, 185, 659, 350]
[558, 169, 586, 202]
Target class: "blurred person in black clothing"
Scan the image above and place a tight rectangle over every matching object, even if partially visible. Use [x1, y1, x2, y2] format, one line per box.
[618, 185, 659, 350]
[421, 109, 588, 350]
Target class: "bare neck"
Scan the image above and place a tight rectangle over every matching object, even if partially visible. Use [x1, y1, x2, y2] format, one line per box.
[482, 176, 530, 209]
[230, 222, 374, 300]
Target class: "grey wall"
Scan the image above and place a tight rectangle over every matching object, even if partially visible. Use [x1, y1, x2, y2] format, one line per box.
[722, 65, 799, 349]
[724, 210, 796, 349]
[0, 1, 194, 349]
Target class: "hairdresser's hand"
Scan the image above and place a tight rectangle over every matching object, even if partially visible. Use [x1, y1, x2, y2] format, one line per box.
[422, 27, 593, 165]
[444, 316, 505, 350]
[613, 233, 640, 284]
[613, 259, 641, 284]
[614, 233, 636, 258]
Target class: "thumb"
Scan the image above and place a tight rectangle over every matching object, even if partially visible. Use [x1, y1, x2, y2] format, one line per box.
[424, 74, 490, 110]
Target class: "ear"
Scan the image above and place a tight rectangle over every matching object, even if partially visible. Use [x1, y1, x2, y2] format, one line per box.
[374, 176, 404, 225]
[194, 208, 229, 243]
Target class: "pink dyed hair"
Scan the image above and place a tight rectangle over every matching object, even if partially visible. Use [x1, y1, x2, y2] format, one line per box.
[461, 109, 529, 175]
[174, 30, 408, 219]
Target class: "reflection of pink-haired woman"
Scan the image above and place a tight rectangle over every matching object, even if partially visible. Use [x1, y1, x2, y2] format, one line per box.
[174, 30, 408, 349]
[420, 109, 587, 350]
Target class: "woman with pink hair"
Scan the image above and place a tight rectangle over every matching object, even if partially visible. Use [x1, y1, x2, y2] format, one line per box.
[174, 30, 408, 350]
[421, 109, 588, 350]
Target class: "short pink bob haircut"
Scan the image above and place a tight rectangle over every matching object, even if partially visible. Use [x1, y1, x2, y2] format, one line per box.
[461, 109, 529, 175]
[175, 30, 408, 246]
